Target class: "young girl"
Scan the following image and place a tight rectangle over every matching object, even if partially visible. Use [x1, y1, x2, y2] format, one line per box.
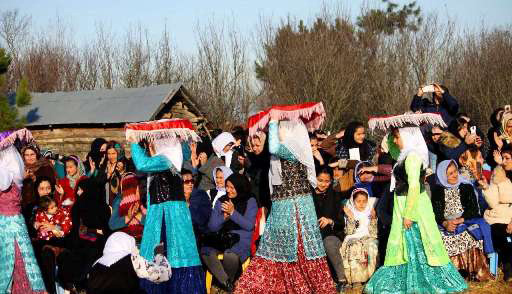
[34, 196, 72, 241]
[341, 188, 378, 287]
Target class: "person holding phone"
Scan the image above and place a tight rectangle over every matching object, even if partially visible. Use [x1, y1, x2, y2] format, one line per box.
[410, 83, 459, 124]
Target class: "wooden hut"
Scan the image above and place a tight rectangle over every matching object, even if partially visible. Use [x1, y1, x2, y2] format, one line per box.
[18, 83, 209, 159]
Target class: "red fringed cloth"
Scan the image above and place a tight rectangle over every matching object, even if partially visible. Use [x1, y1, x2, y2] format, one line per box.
[125, 118, 201, 143]
[247, 102, 326, 136]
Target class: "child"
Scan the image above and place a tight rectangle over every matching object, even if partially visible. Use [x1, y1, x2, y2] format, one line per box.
[341, 188, 378, 287]
[34, 196, 72, 241]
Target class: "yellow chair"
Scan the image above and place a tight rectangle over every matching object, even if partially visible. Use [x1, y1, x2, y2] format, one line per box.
[205, 253, 251, 294]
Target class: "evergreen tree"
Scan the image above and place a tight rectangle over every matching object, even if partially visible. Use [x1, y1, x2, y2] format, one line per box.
[0, 48, 32, 130]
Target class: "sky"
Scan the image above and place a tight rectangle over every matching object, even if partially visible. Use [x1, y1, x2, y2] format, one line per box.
[1, 0, 511, 54]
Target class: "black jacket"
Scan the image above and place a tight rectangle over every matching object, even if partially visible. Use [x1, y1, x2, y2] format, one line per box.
[431, 183, 480, 225]
[312, 186, 345, 240]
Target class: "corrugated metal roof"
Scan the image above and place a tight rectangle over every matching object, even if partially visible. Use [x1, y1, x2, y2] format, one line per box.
[18, 83, 184, 126]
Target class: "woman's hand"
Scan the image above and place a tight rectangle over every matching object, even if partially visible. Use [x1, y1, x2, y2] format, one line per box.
[55, 184, 64, 195]
[403, 218, 413, 230]
[198, 152, 208, 166]
[318, 217, 333, 229]
[269, 109, 279, 121]
[464, 133, 477, 145]
[478, 178, 489, 190]
[494, 150, 503, 165]
[89, 157, 96, 174]
[312, 150, 324, 165]
[358, 166, 378, 175]
[343, 206, 354, 220]
[442, 220, 457, 232]
[371, 208, 377, 219]
[41, 223, 56, 231]
[221, 200, 235, 216]
[416, 87, 424, 97]
[53, 230, 65, 238]
[506, 222, 512, 234]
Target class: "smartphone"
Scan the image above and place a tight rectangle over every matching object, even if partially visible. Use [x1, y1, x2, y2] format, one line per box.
[470, 126, 477, 135]
[422, 85, 435, 93]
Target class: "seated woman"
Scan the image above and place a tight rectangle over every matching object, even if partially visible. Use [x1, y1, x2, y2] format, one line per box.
[55, 155, 87, 209]
[431, 160, 492, 281]
[341, 188, 378, 287]
[201, 173, 257, 292]
[311, 168, 346, 291]
[182, 169, 212, 248]
[206, 166, 233, 207]
[458, 147, 489, 213]
[87, 232, 172, 294]
[482, 147, 512, 282]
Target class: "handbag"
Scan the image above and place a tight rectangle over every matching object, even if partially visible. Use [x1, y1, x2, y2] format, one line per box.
[202, 231, 240, 251]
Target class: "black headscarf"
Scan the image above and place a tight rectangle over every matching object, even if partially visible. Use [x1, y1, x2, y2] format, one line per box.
[218, 174, 251, 232]
[87, 138, 107, 171]
[341, 121, 373, 161]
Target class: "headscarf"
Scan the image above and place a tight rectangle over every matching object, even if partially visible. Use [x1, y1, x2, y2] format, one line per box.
[154, 139, 183, 172]
[394, 127, 429, 168]
[436, 159, 472, 189]
[212, 166, 233, 192]
[21, 143, 51, 172]
[354, 161, 374, 197]
[0, 145, 25, 190]
[388, 127, 429, 191]
[270, 120, 316, 191]
[345, 188, 376, 240]
[501, 112, 512, 142]
[341, 121, 373, 161]
[94, 232, 136, 267]
[66, 155, 86, 189]
[211, 132, 236, 167]
[219, 173, 251, 232]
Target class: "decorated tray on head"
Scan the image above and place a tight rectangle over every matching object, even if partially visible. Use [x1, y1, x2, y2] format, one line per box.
[368, 112, 446, 131]
[247, 102, 326, 136]
[0, 128, 33, 151]
[125, 118, 201, 143]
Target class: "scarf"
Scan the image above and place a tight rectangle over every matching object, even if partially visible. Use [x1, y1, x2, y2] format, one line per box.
[154, 139, 183, 172]
[388, 127, 429, 191]
[119, 173, 140, 216]
[341, 122, 372, 161]
[270, 120, 316, 192]
[436, 160, 473, 189]
[67, 155, 86, 189]
[501, 112, 512, 143]
[0, 145, 25, 190]
[211, 166, 234, 207]
[212, 132, 236, 167]
[345, 188, 376, 241]
[94, 232, 136, 267]
[218, 173, 250, 232]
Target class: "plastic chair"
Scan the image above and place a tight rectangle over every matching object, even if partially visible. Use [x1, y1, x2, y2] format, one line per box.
[489, 252, 498, 277]
[205, 254, 251, 294]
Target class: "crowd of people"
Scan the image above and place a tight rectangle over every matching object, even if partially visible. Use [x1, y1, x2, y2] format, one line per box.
[1, 83, 512, 294]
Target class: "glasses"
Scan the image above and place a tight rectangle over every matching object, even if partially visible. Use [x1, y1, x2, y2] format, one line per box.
[183, 179, 195, 185]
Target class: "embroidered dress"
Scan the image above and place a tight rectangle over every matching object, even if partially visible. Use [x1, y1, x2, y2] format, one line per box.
[236, 121, 336, 293]
[0, 183, 46, 293]
[365, 153, 467, 293]
[131, 143, 205, 294]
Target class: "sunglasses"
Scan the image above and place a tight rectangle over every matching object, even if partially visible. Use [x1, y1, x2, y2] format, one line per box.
[183, 179, 195, 185]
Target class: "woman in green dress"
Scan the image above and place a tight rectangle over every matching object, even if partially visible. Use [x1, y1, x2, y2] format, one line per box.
[365, 113, 467, 293]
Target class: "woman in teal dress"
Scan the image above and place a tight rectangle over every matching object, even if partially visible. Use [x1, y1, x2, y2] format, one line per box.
[126, 119, 205, 294]
[365, 113, 467, 294]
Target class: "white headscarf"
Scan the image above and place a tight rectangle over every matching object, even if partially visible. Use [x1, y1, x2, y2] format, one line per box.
[211, 132, 236, 167]
[0, 145, 25, 191]
[345, 188, 376, 241]
[389, 127, 429, 192]
[94, 232, 136, 267]
[210, 166, 234, 207]
[270, 120, 316, 192]
[396, 127, 429, 167]
[154, 139, 183, 172]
